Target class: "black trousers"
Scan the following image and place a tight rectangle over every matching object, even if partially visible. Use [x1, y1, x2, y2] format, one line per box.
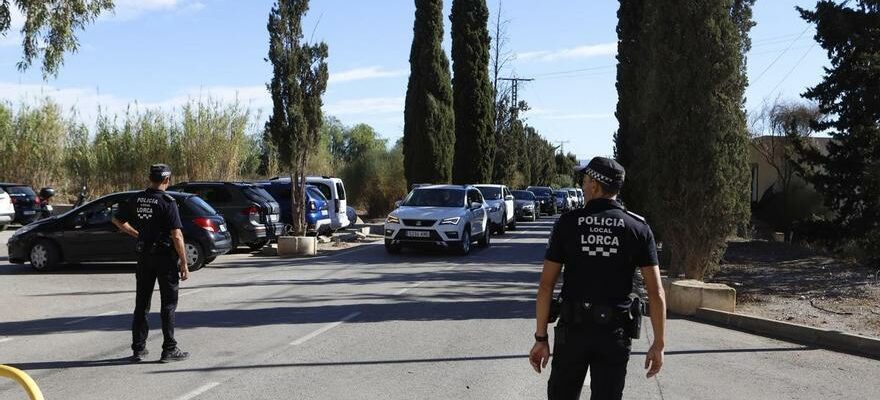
[132, 252, 179, 352]
[547, 323, 632, 400]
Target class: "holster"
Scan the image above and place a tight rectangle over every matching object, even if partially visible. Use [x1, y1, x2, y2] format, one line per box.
[626, 294, 649, 339]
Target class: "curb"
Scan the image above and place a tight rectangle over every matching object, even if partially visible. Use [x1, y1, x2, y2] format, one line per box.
[694, 308, 880, 360]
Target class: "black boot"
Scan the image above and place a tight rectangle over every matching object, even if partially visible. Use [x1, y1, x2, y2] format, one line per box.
[160, 348, 190, 363]
[131, 349, 149, 362]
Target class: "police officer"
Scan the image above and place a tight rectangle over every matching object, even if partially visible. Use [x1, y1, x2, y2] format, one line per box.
[112, 164, 190, 363]
[529, 157, 667, 399]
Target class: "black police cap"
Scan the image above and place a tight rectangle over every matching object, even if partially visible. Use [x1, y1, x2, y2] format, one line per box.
[149, 164, 172, 181]
[577, 157, 625, 189]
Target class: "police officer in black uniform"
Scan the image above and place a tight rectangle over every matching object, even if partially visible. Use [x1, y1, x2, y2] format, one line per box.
[529, 157, 667, 399]
[112, 164, 191, 363]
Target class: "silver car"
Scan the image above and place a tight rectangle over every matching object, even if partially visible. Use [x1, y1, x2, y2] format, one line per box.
[384, 185, 490, 255]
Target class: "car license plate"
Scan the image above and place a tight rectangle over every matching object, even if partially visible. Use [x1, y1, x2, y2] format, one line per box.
[406, 231, 430, 238]
[321, 210, 328, 216]
[219, 224, 228, 232]
[23, 211, 35, 215]
[270, 214, 279, 222]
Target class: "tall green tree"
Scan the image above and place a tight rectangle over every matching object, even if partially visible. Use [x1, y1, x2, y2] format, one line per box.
[266, 0, 329, 236]
[450, 0, 495, 184]
[403, 0, 455, 187]
[795, 1, 880, 259]
[639, 0, 754, 280]
[1, 0, 114, 78]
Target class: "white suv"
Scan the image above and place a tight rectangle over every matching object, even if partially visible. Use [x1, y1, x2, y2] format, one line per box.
[474, 184, 516, 234]
[0, 187, 14, 230]
[384, 185, 490, 255]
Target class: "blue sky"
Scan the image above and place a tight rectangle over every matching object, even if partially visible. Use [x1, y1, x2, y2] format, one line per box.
[0, 0, 827, 161]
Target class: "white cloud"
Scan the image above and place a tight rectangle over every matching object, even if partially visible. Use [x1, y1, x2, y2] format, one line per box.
[518, 42, 617, 62]
[329, 66, 408, 84]
[109, 0, 204, 20]
[0, 6, 25, 47]
[324, 96, 404, 115]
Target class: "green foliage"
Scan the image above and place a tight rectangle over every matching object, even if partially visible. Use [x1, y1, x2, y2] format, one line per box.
[794, 1, 880, 261]
[1, 0, 114, 79]
[0, 100, 66, 189]
[623, 0, 754, 280]
[403, 0, 455, 187]
[266, 0, 329, 235]
[450, 0, 496, 184]
[340, 143, 407, 218]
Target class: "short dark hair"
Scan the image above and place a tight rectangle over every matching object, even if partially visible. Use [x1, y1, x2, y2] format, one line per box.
[587, 175, 620, 196]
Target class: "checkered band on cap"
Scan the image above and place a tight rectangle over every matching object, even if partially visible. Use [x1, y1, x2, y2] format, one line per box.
[584, 167, 614, 186]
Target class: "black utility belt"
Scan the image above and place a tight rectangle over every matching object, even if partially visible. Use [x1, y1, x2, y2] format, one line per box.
[136, 240, 173, 255]
[553, 297, 648, 339]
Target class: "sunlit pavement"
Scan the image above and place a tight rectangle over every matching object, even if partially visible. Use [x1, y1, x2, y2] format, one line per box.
[1, 222, 878, 400]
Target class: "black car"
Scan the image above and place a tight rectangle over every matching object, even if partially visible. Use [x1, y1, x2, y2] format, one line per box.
[511, 190, 538, 221]
[7, 191, 232, 271]
[170, 182, 284, 250]
[526, 186, 557, 215]
[0, 183, 41, 224]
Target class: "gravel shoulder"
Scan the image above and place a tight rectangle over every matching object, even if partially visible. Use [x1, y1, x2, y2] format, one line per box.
[713, 240, 880, 339]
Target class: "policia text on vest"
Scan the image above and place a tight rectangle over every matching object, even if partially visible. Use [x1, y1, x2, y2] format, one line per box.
[529, 157, 667, 400]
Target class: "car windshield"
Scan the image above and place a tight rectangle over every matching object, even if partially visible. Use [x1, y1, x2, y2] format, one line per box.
[475, 186, 502, 200]
[568, 190, 577, 196]
[530, 188, 552, 196]
[7, 186, 35, 196]
[403, 189, 464, 207]
[183, 196, 218, 216]
[512, 191, 535, 200]
[555, 191, 567, 198]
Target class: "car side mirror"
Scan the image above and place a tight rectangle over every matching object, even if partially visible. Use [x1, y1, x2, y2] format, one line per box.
[470, 202, 482, 210]
[504, 195, 514, 201]
[394, 200, 402, 208]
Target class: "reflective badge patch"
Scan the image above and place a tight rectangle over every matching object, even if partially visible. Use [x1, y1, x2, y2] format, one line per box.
[582, 246, 618, 257]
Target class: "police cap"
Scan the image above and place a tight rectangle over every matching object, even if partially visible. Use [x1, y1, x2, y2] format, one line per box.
[577, 157, 625, 190]
[149, 164, 172, 182]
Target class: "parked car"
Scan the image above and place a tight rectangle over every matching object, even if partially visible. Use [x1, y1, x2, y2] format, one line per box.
[0, 183, 41, 225]
[562, 188, 580, 208]
[6, 191, 232, 271]
[474, 184, 516, 234]
[511, 190, 538, 222]
[575, 188, 585, 208]
[255, 180, 332, 236]
[384, 185, 490, 255]
[527, 186, 557, 215]
[270, 176, 350, 231]
[555, 190, 575, 213]
[0, 187, 15, 230]
[169, 182, 283, 250]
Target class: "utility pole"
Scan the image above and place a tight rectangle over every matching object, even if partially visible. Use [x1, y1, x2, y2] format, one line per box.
[499, 77, 534, 107]
[555, 140, 570, 154]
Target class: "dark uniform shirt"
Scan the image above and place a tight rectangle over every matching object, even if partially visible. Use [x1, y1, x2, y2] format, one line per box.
[115, 188, 183, 247]
[545, 198, 658, 303]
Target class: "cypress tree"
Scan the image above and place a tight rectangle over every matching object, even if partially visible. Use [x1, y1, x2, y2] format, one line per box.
[403, 0, 456, 187]
[795, 1, 880, 259]
[450, 0, 496, 184]
[641, 0, 753, 279]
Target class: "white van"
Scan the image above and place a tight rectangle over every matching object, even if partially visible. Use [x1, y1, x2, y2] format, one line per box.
[305, 176, 350, 230]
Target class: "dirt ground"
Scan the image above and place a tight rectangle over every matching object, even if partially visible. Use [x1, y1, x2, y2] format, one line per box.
[712, 240, 880, 339]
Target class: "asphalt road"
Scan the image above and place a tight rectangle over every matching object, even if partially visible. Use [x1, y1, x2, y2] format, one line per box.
[1, 221, 879, 400]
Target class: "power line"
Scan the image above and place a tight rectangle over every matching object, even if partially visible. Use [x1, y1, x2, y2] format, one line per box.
[751, 26, 812, 84]
[499, 77, 534, 105]
[767, 42, 818, 98]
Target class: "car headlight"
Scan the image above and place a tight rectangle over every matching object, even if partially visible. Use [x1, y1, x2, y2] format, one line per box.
[439, 217, 461, 225]
[524, 204, 534, 209]
[386, 215, 400, 224]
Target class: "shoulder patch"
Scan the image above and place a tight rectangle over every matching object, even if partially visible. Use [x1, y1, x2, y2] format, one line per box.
[626, 210, 646, 223]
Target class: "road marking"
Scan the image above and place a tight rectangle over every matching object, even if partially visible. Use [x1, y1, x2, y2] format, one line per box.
[176, 382, 221, 400]
[0, 338, 12, 344]
[290, 311, 362, 346]
[394, 281, 425, 295]
[179, 288, 205, 297]
[64, 311, 116, 325]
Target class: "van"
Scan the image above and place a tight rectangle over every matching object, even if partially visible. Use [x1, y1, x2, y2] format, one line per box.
[269, 176, 350, 230]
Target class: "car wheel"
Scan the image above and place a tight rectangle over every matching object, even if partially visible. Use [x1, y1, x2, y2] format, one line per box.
[184, 240, 206, 272]
[497, 213, 506, 235]
[456, 228, 471, 255]
[30, 240, 60, 271]
[248, 240, 269, 251]
[385, 239, 402, 254]
[477, 228, 491, 248]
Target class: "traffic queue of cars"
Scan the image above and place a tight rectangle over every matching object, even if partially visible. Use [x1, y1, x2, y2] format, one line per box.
[383, 183, 585, 256]
[4, 177, 350, 271]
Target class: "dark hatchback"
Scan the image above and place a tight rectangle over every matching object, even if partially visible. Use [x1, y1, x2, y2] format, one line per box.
[526, 186, 557, 215]
[0, 183, 40, 224]
[169, 182, 284, 250]
[7, 191, 232, 272]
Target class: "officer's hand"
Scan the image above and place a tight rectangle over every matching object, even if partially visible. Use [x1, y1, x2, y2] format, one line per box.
[529, 341, 550, 373]
[179, 263, 189, 281]
[645, 342, 664, 378]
